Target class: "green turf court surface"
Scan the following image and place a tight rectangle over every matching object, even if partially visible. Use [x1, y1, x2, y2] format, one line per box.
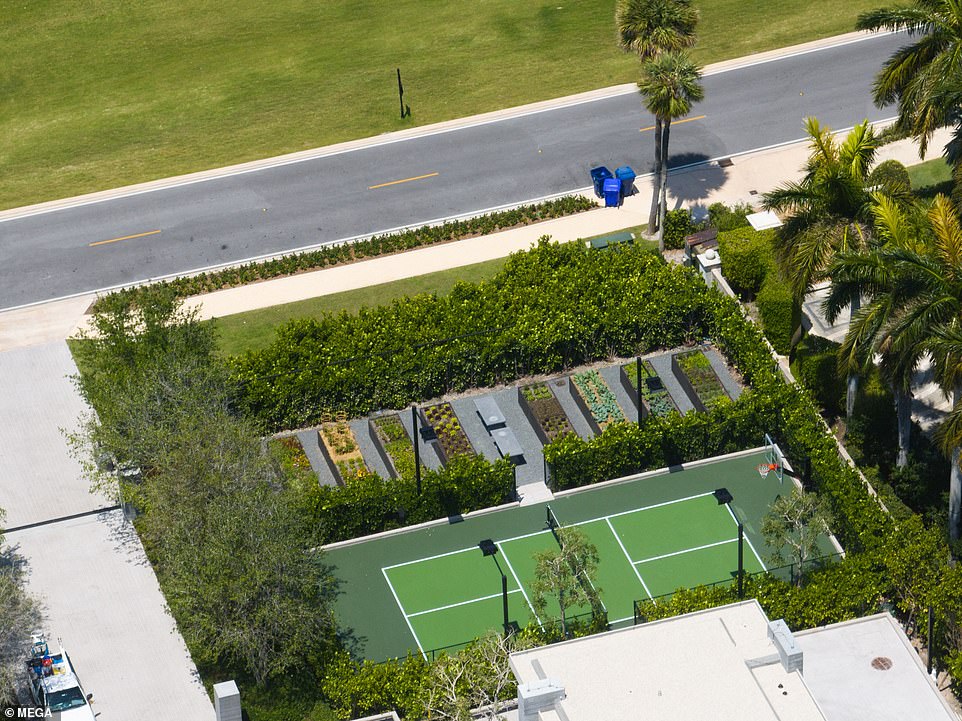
[326, 447, 839, 660]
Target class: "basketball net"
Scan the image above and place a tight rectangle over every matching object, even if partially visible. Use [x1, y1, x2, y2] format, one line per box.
[756, 462, 778, 479]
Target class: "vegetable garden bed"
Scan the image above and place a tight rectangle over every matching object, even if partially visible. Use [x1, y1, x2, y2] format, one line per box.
[269, 434, 320, 489]
[318, 415, 369, 484]
[370, 413, 420, 479]
[671, 350, 731, 411]
[518, 382, 577, 445]
[570, 369, 625, 433]
[421, 402, 476, 464]
[619, 360, 677, 418]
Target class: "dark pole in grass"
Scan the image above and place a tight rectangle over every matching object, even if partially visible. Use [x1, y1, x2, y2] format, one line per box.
[737, 523, 745, 599]
[635, 357, 643, 428]
[412, 405, 421, 496]
[501, 571, 510, 634]
[397, 68, 405, 119]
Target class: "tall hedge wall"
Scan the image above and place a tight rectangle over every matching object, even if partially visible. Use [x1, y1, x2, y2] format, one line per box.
[231, 240, 710, 429]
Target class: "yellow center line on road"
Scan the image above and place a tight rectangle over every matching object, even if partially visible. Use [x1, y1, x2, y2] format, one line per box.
[368, 172, 439, 190]
[640, 114, 706, 132]
[89, 229, 162, 247]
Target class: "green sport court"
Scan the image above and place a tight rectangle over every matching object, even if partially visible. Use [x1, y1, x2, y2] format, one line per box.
[325, 446, 840, 661]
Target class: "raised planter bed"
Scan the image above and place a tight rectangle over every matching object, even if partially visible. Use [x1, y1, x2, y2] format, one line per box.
[269, 434, 319, 488]
[369, 413, 420, 479]
[421, 402, 476, 464]
[571, 369, 625, 432]
[318, 415, 369, 484]
[518, 383, 577, 445]
[671, 350, 731, 411]
[619, 360, 677, 418]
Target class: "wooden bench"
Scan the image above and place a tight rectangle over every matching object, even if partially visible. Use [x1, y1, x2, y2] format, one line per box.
[589, 231, 634, 250]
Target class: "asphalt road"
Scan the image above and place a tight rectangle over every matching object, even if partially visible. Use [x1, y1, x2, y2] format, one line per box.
[0, 32, 906, 309]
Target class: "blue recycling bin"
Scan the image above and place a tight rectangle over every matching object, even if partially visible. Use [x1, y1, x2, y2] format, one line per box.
[603, 177, 621, 207]
[590, 166, 613, 198]
[615, 165, 636, 196]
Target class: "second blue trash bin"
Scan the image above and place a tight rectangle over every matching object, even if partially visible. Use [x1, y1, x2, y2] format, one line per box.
[590, 166, 613, 198]
[603, 178, 621, 207]
[615, 165, 636, 196]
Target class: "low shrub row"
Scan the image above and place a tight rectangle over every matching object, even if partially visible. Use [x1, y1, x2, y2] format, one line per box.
[755, 270, 800, 354]
[302, 454, 515, 544]
[232, 241, 709, 429]
[91, 195, 596, 312]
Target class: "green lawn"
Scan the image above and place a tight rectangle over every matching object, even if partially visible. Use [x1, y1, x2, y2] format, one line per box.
[908, 158, 953, 199]
[212, 256, 509, 357]
[3, 0, 885, 210]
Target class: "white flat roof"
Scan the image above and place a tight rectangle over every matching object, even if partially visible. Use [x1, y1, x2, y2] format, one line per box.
[795, 614, 959, 721]
[509, 600, 826, 721]
[747, 210, 783, 230]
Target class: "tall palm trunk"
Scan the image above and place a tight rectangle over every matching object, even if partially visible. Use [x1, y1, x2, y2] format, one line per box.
[895, 385, 912, 468]
[845, 293, 861, 418]
[951, 382, 962, 542]
[648, 116, 663, 234]
[656, 119, 672, 252]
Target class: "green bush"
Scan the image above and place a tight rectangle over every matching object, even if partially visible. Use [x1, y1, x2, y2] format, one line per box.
[301, 455, 515, 544]
[790, 336, 845, 417]
[92, 195, 596, 311]
[321, 652, 427, 720]
[708, 201, 754, 232]
[869, 159, 911, 194]
[663, 208, 696, 249]
[716, 226, 776, 297]
[232, 241, 709, 429]
[755, 270, 799, 354]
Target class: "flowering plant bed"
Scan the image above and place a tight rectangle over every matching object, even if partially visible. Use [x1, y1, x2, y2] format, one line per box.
[269, 434, 319, 489]
[370, 413, 420, 479]
[319, 414, 369, 484]
[519, 382, 576, 444]
[672, 350, 730, 411]
[421, 402, 476, 464]
[571, 369, 625, 432]
[620, 360, 678, 418]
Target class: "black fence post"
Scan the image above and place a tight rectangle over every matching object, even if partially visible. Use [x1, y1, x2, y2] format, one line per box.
[928, 605, 936, 675]
[737, 523, 745, 599]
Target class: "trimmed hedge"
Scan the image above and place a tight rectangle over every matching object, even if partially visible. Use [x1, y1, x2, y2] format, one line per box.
[716, 226, 776, 297]
[91, 195, 596, 311]
[756, 270, 800, 354]
[663, 208, 696, 250]
[790, 336, 845, 417]
[232, 241, 709, 429]
[302, 455, 515, 544]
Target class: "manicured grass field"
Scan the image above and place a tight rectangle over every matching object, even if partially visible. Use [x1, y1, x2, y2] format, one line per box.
[908, 158, 953, 199]
[211, 256, 510, 357]
[3, 0, 884, 210]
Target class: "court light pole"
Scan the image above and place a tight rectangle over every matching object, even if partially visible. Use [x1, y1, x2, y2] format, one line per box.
[714, 488, 744, 599]
[635, 357, 643, 428]
[412, 405, 421, 495]
[479, 539, 510, 635]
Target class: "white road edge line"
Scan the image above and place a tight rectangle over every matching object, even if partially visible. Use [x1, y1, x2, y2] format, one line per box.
[382, 567, 426, 659]
[0, 31, 900, 226]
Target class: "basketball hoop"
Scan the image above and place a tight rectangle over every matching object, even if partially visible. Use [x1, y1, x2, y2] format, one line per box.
[756, 462, 778, 479]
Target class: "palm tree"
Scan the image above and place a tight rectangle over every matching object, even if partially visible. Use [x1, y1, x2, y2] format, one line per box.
[843, 194, 962, 539]
[616, 0, 698, 233]
[825, 195, 929, 466]
[762, 118, 881, 417]
[637, 52, 704, 250]
[857, 0, 962, 160]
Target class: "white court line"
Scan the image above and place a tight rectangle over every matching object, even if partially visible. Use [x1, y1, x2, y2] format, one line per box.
[497, 541, 543, 627]
[724, 503, 768, 572]
[633, 537, 737, 565]
[605, 491, 715, 521]
[382, 545, 477, 571]
[407, 589, 522, 618]
[382, 568, 425, 659]
[605, 518, 655, 603]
